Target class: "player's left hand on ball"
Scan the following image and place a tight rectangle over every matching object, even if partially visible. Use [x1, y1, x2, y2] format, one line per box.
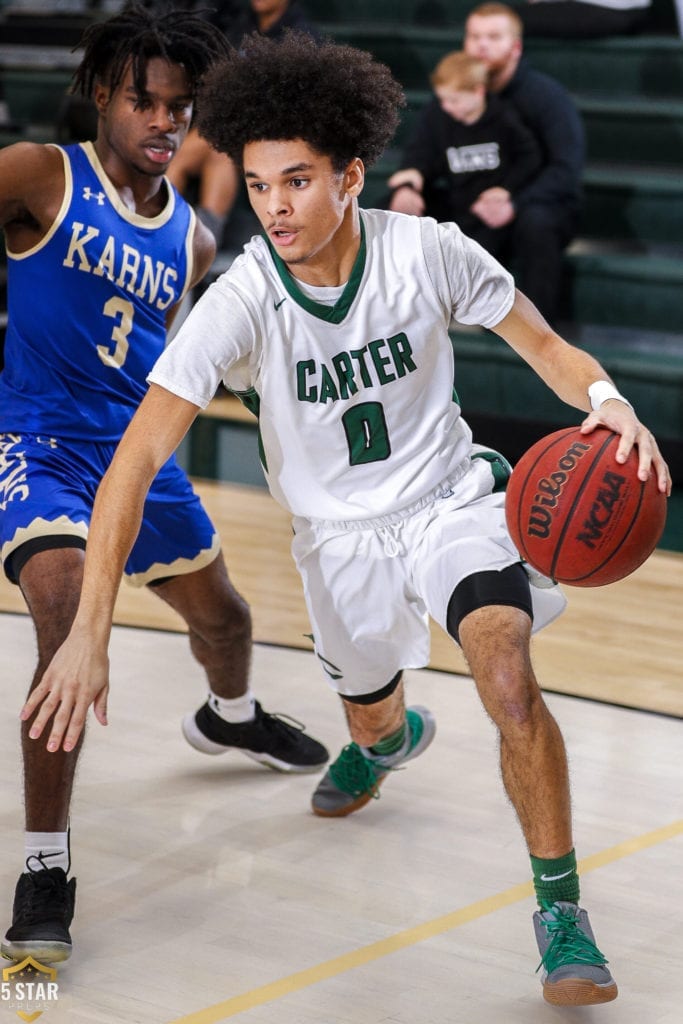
[20, 637, 110, 753]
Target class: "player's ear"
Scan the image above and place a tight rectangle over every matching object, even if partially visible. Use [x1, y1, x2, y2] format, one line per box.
[344, 157, 365, 198]
[92, 78, 111, 116]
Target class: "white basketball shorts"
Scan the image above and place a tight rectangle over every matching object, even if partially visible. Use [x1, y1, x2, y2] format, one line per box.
[291, 455, 566, 697]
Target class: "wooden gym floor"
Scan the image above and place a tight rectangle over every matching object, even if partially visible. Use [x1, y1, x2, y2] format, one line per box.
[0, 479, 681, 1023]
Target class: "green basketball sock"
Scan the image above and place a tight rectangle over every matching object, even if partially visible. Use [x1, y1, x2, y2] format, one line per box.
[530, 849, 580, 910]
[370, 722, 407, 757]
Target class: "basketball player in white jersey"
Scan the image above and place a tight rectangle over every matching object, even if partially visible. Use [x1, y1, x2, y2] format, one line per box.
[26, 33, 670, 1006]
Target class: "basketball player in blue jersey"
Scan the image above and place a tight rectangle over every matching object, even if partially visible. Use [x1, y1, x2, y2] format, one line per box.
[0, 5, 328, 966]
[25, 33, 670, 1004]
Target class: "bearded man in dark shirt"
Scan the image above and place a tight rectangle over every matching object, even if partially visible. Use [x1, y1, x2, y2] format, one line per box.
[464, 2, 585, 325]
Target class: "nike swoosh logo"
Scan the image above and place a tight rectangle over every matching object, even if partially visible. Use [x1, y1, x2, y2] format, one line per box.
[540, 869, 573, 882]
[274, 297, 287, 311]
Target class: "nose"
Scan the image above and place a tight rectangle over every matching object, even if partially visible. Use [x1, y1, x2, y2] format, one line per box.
[266, 186, 291, 218]
[149, 103, 175, 134]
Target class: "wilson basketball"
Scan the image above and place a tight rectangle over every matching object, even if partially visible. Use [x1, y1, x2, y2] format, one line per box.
[505, 426, 667, 586]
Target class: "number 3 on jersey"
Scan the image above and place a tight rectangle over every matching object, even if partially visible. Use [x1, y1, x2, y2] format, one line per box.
[99, 296, 134, 368]
[342, 401, 391, 465]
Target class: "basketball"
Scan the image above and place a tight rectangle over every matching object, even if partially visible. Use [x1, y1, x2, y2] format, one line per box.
[505, 426, 667, 586]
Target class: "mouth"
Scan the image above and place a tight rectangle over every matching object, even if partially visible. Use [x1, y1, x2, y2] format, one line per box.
[268, 225, 299, 247]
[143, 141, 175, 165]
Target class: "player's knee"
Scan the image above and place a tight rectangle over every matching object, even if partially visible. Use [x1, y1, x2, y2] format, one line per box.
[478, 655, 548, 736]
[214, 590, 252, 643]
[493, 671, 541, 727]
[189, 590, 252, 654]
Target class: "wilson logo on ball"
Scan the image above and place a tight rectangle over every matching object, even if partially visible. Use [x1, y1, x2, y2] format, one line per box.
[527, 439, 591, 539]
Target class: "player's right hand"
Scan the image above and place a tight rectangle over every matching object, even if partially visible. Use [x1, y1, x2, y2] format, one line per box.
[20, 632, 110, 753]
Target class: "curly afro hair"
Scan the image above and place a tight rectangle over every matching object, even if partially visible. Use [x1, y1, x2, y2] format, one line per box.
[195, 32, 406, 172]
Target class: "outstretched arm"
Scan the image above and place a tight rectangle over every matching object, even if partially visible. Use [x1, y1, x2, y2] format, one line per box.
[494, 290, 671, 495]
[22, 385, 201, 752]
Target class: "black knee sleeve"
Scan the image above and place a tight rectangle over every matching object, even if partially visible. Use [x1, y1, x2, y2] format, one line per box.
[341, 670, 403, 706]
[446, 564, 532, 645]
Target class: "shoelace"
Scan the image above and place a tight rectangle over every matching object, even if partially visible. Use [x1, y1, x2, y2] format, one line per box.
[15, 856, 67, 924]
[25, 851, 61, 874]
[328, 743, 385, 798]
[537, 905, 609, 974]
[258, 705, 307, 737]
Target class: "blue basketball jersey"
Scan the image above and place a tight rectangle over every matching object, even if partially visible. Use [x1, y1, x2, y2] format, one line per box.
[0, 142, 195, 441]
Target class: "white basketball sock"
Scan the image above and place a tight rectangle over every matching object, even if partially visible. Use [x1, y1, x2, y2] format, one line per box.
[207, 690, 256, 724]
[24, 830, 70, 873]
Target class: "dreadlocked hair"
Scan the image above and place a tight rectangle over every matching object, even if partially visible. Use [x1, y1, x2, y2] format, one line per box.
[71, 1, 232, 101]
[196, 32, 406, 172]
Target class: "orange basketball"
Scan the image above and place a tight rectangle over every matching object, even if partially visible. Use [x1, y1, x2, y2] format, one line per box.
[505, 426, 667, 586]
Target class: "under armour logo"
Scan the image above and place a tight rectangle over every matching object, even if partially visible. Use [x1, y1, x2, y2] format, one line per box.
[82, 187, 105, 205]
[36, 436, 58, 448]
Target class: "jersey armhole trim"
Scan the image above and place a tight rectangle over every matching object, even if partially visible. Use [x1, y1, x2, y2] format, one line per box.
[6, 145, 72, 261]
[178, 206, 196, 301]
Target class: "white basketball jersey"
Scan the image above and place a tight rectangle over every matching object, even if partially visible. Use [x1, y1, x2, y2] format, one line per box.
[149, 209, 514, 521]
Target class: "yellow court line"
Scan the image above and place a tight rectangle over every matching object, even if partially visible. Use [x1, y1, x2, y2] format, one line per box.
[169, 819, 683, 1024]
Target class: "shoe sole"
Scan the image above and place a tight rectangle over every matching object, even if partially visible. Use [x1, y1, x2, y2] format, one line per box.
[311, 705, 436, 817]
[311, 772, 388, 818]
[1, 938, 72, 964]
[543, 978, 618, 1005]
[181, 714, 324, 774]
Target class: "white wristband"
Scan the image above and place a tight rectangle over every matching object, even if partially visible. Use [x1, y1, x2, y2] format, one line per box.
[588, 379, 633, 412]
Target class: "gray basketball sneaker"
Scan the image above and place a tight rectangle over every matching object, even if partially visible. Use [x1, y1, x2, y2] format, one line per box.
[311, 706, 436, 817]
[533, 901, 618, 1005]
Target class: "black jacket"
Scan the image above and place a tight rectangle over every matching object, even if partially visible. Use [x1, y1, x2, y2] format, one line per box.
[399, 93, 542, 219]
[499, 58, 584, 212]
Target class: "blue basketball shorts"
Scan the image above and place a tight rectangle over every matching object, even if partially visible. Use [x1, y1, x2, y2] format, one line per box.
[0, 432, 220, 586]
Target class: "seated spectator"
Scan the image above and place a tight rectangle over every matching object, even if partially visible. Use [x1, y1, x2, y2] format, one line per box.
[515, 0, 652, 37]
[226, 0, 322, 44]
[167, 0, 321, 248]
[464, 2, 585, 325]
[388, 51, 541, 260]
